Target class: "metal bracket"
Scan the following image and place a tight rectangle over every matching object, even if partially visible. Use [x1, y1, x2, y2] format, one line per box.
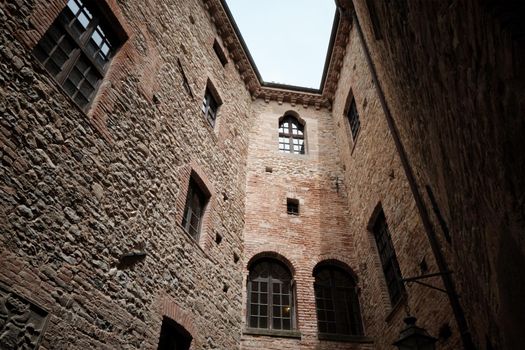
[401, 271, 454, 295]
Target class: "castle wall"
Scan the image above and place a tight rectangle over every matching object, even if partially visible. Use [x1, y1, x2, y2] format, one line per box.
[351, 1, 525, 349]
[330, 20, 459, 350]
[0, 0, 252, 348]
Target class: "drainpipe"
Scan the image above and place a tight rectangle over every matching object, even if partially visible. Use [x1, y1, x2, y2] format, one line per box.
[344, 5, 476, 350]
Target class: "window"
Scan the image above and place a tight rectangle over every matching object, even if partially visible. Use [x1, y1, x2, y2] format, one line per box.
[372, 209, 405, 305]
[314, 265, 363, 336]
[33, 0, 123, 110]
[182, 177, 209, 240]
[213, 39, 228, 66]
[287, 198, 299, 216]
[157, 317, 192, 350]
[202, 87, 220, 128]
[247, 259, 295, 331]
[278, 116, 305, 154]
[346, 97, 360, 140]
[365, 0, 383, 40]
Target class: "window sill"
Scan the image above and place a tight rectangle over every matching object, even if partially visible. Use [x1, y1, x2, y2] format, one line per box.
[318, 333, 373, 343]
[243, 328, 301, 339]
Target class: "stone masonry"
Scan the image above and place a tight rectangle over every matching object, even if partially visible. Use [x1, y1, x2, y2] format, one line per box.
[1, 0, 523, 349]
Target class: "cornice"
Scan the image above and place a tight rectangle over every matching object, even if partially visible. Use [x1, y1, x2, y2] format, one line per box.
[202, 0, 352, 110]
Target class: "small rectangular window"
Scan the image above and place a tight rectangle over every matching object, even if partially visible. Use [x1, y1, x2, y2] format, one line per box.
[182, 177, 209, 240]
[287, 198, 299, 216]
[202, 87, 220, 128]
[346, 98, 360, 141]
[33, 0, 124, 110]
[213, 39, 228, 66]
[372, 209, 405, 306]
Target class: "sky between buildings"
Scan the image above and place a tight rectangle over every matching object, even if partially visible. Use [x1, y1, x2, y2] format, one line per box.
[225, 0, 336, 89]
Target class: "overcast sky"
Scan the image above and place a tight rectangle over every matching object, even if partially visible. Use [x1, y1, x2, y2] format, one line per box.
[225, 0, 336, 89]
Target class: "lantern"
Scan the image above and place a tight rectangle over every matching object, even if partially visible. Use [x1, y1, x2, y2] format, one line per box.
[393, 316, 437, 350]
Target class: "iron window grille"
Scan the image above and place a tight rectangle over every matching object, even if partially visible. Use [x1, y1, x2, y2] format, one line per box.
[287, 198, 299, 216]
[33, 0, 122, 110]
[279, 116, 305, 154]
[347, 98, 361, 140]
[247, 259, 295, 331]
[314, 266, 363, 336]
[202, 88, 219, 128]
[182, 177, 209, 241]
[372, 210, 406, 306]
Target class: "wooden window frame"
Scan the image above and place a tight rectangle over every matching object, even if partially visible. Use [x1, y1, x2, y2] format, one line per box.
[33, 0, 124, 111]
[372, 210, 406, 306]
[278, 116, 305, 154]
[247, 259, 296, 331]
[314, 266, 364, 336]
[182, 176, 210, 241]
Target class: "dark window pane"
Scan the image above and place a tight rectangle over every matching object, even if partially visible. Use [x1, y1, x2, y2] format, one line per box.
[74, 93, 89, 107]
[314, 266, 363, 336]
[80, 81, 95, 99]
[68, 67, 83, 86]
[44, 60, 61, 77]
[273, 318, 281, 330]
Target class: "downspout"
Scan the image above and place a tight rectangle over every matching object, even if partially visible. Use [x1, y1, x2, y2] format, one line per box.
[345, 5, 476, 350]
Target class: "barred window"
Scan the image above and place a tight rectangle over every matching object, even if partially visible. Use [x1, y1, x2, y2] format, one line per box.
[33, 0, 123, 109]
[314, 266, 363, 336]
[372, 209, 405, 305]
[247, 259, 295, 331]
[182, 177, 209, 240]
[279, 116, 305, 154]
[347, 97, 360, 140]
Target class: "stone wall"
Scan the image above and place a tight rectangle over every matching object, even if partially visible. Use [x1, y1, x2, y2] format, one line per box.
[352, 0, 525, 349]
[0, 0, 253, 348]
[330, 20, 459, 350]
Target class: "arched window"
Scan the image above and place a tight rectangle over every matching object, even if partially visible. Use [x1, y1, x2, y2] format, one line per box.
[278, 115, 305, 154]
[314, 265, 363, 336]
[247, 259, 295, 331]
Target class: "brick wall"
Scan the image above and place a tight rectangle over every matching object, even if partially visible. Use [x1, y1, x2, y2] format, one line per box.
[240, 100, 374, 350]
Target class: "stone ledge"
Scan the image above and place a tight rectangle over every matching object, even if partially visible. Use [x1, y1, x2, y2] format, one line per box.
[318, 333, 374, 343]
[243, 328, 302, 339]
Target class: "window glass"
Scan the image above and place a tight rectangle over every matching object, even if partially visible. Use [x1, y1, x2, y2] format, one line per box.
[314, 266, 363, 336]
[278, 116, 305, 154]
[247, 259, 294, 331]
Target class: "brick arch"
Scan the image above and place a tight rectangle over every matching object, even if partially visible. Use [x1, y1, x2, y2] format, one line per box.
[159, 296, 197, 338]
[313, 254, 359, 282]
[246, 250, 296, 276]
[279, 110, 306, 126]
